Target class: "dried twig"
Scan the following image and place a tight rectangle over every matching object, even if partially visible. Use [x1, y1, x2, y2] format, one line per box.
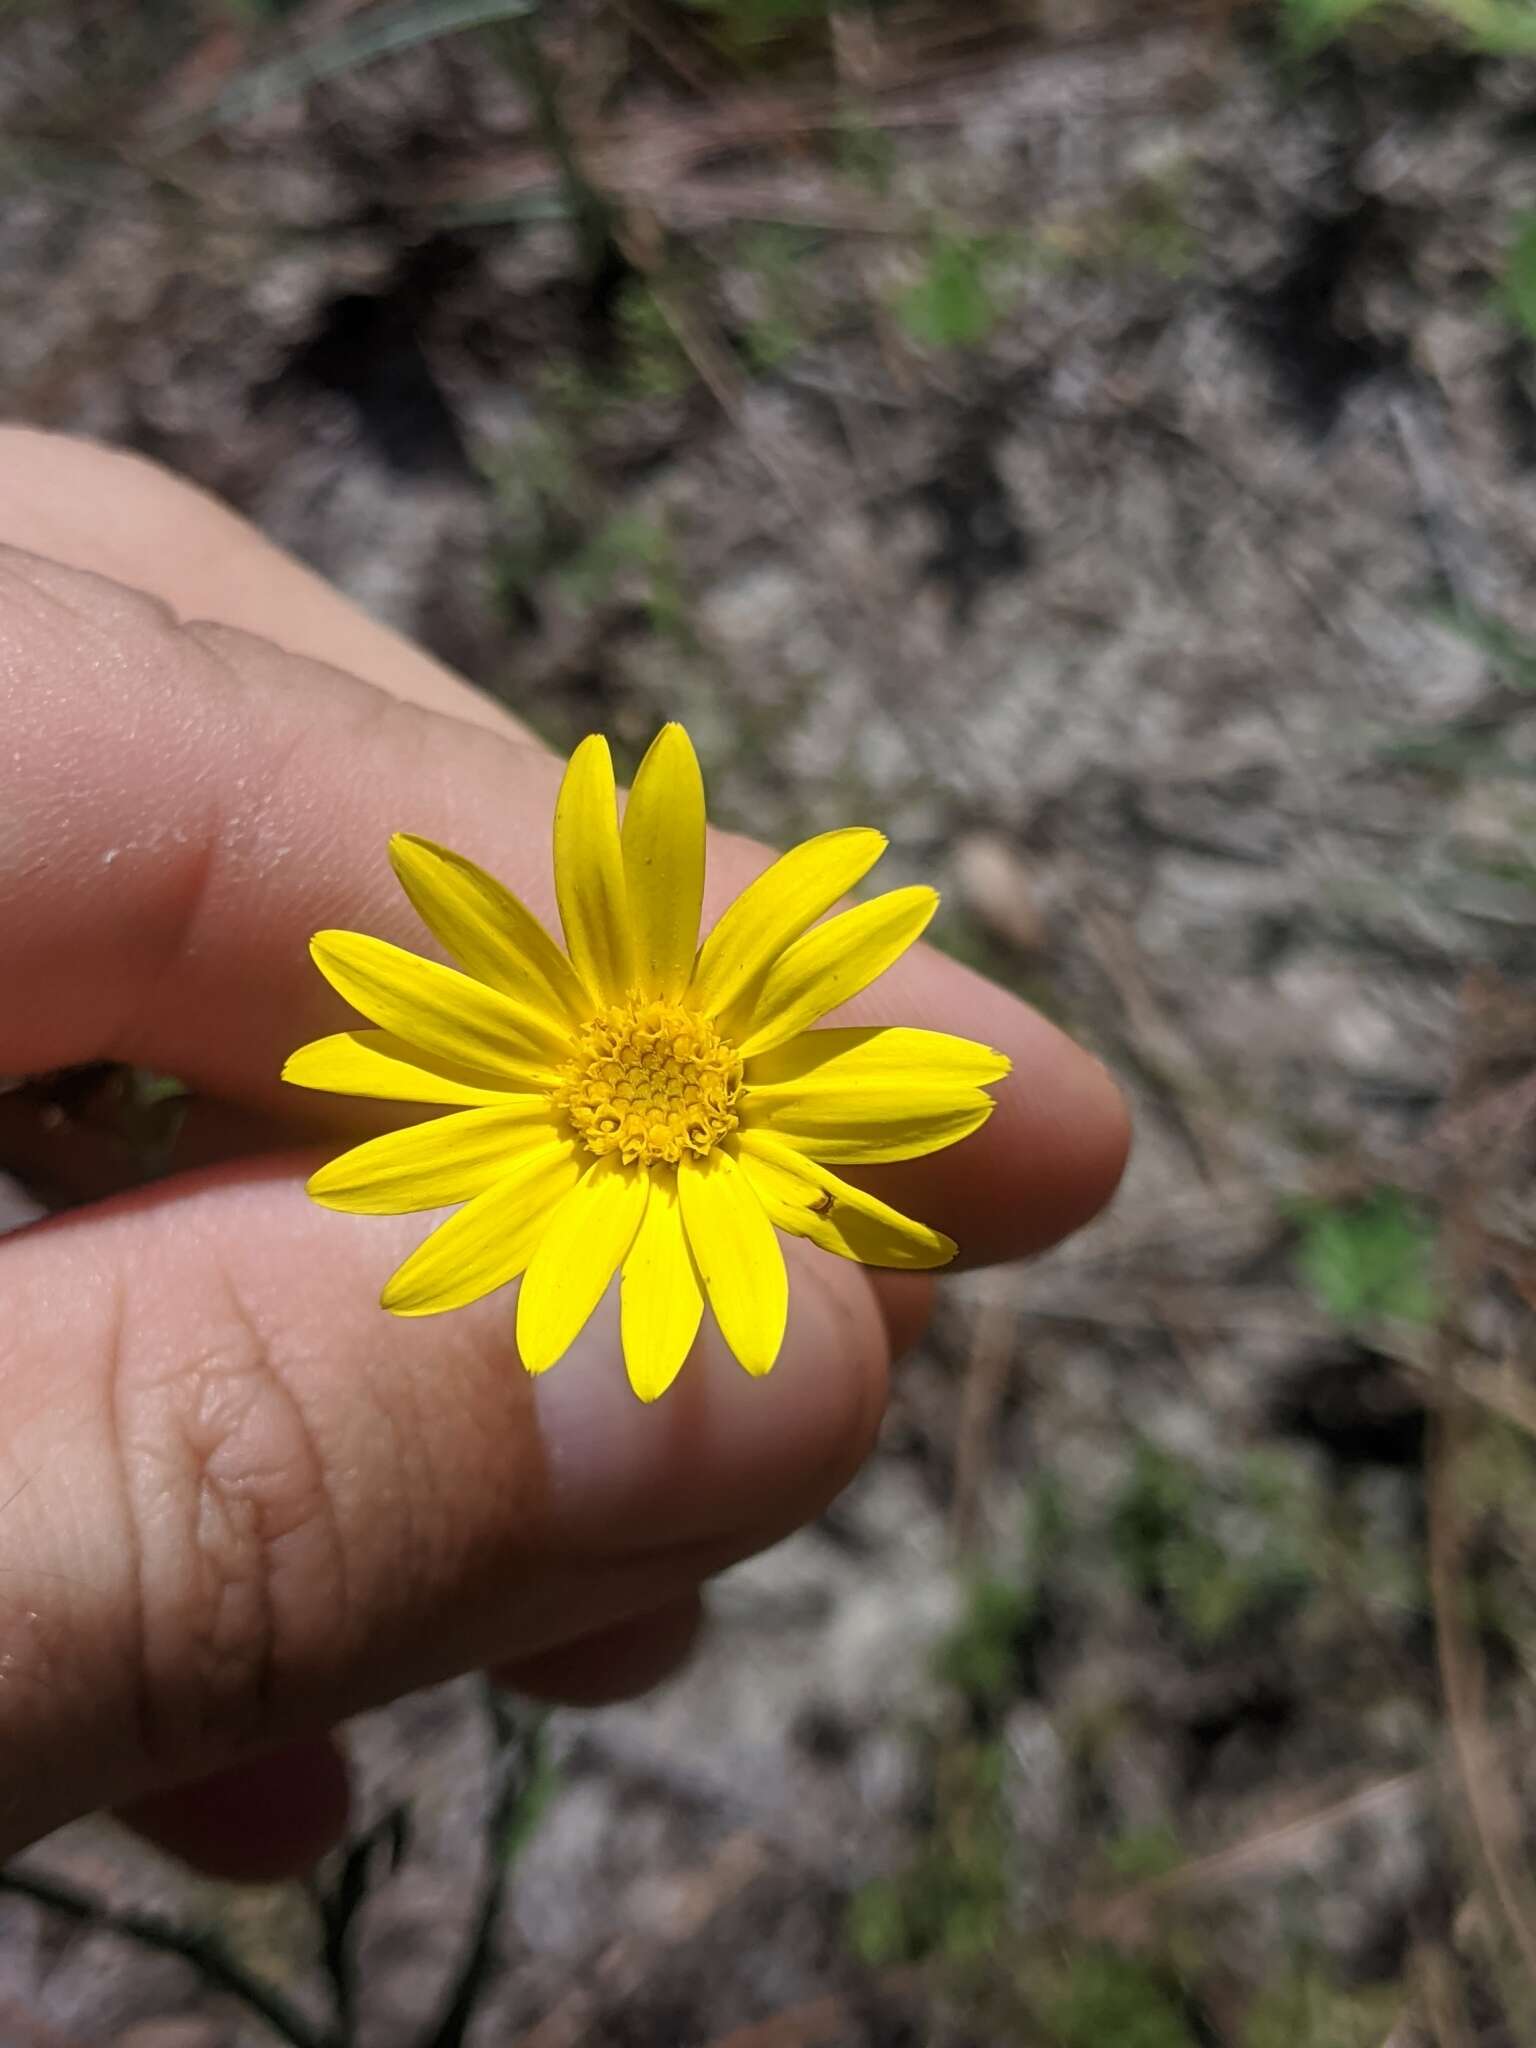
[1428, 1408, 1536, 1994]
[950, 1284, 1020, 1554]
[604, 0, 722, 97]
[1075, 900, 1245, 1190]
[422, 16, 1208, 221]
[1412, 1941, 1477, 2048]
[701, 1979, 915, 2048]
[1071, 1767, 1428, 1947]
[1427, 978, 1536, 2006]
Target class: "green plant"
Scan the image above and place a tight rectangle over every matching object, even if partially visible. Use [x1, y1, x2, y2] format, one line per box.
[614, 281, 695, 400]
[1441, 599, 1536, 692]
[849, 1487, 1072, 1972]
[1110, 176, 1197, 279]
[1279, 0, 1391, 43]
[670, 0, 834, 59]
[1110, 1443, 1320, 1649]
[894, 230, 1018, 351]
[218, 0, 310, 20]
[557, 510, 691, 641]
[1040, 174, 1196, 282]
[1292, 1189, 1439, 1328]
[935, 1481, 1068, 1712]
[936, 1574, 1041, 1712]
[511, 286, 698, 422]
[1101, 1822, 1186, 1883]
[1278, 0, 1536, 53]
[847, 1741, 1010, 1968]
[0, 1685, 552, 2048]
[834, 109, 898, 194]
[1501, 211, 1536, 342]
[1242, 1964, 1402, 2047]
[733, 225, 819, 373]
[1038, 1946, 1200, 2048]
[488, 12, 616, 290]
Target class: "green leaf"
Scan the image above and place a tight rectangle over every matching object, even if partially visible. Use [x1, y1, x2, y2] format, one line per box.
[1278, 0, 1536, 55]
[1503, 212, 1536, 340]
[1292, 1189, 1438, 1327]
[1438, 598, 1536, 690]
[934, 1574, 1038, 1708]
[1277, 0, 1385, 51]
[895, 233, 1006, 351]
[1110, 1443, 1321, 1650]
[1102, 1823, 1185, 1883]
[1042, 1947, 1199, 2048]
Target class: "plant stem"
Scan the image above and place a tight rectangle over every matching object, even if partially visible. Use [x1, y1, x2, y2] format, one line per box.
[492, 12, 616, 291]
[0, 1868, 330, 2048]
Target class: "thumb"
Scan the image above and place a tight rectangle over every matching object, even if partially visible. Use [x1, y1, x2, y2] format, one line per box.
[0, 1156, 887, 1857]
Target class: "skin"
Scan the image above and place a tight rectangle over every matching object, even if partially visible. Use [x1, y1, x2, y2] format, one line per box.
[0, 428, 1131, 1879]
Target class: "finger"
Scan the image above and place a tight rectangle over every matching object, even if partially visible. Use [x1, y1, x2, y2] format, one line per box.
[871, 1270, 934, 1359]
[833, 939, 1130, 1263]
[0, 427, 518, 737]
[0, 1084, 292, 1210]
[0, 543, 1124, 1266]
[490, 1591, 705, 1706]
[116, 1735, 351, 1883]
[0, 1159, 888, 1855]
[119, 1594, 705, 1882]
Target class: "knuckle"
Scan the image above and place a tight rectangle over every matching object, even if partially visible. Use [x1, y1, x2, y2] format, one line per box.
[110, 1268, 347, 1770]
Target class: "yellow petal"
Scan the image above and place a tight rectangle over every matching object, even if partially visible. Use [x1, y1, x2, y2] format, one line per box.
[620, 1170, 704, 1401]
[745, 1025, 1011, 1092]
[283, 1030, 516, 1106]
[516, 1154, 649, 1374]
[740, 1086, 995, 1163]
[310, 931, 564, 1087]
[308, 1102, 560, 1214]
[738, 1132, 956, 1270]
[677, 1146, 787, 1376]
[734, 886, 938, 1060]
[689, 827, 885, 1024]
[381, 1137, 583, 1315]
[554, 734, 635, 1004]
[390, 834, 591, 1029]
[621, 724, 706, 1001]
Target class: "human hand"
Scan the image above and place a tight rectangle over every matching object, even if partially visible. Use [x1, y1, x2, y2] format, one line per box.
[0, 429, 1129, 1879]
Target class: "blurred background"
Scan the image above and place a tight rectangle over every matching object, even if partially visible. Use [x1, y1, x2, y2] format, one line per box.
[5, 0, 1536, 2042]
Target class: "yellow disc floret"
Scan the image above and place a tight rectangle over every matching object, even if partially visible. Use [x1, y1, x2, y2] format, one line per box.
[554, 999, 743, 1166]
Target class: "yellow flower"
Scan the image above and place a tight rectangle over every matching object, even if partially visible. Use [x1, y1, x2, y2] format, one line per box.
[284, 724, 1009, 1400]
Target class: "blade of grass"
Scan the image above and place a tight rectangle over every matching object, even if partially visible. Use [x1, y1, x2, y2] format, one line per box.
[1428, 983, 1536, 2017]
[489, 14, 617, 290]
[426, 1682, 552, 2048]
[1427, 1403, 1536, 1999]
[311, 1804, 410, 2040]
[0, 1867, 328, 2048]
[161, 0, 534, 138]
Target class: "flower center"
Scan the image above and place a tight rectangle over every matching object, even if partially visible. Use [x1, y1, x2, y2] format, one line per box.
[554, 999, 744, 1167]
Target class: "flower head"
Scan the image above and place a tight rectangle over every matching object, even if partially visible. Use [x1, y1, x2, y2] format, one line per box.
[284, 725, 1009, 1400]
